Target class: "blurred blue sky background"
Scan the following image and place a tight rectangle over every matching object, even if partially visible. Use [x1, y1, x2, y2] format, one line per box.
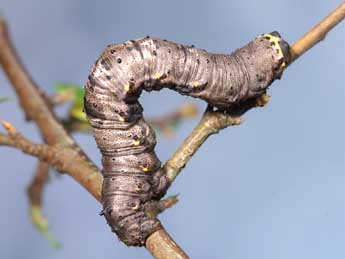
[1, 1, 345, 258]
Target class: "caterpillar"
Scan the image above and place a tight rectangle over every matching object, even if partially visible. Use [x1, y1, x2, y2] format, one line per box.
[84, 31, 290, 246]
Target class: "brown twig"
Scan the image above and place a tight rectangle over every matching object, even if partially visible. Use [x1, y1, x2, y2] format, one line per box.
[163, 2, 345, 186]
[0, 17, 102, 200]
[27, 161, 61, 249]
[289, 2, 345, 63]
[0, 123, 187, 257]
[0, 17, 71, 146]
[163, 94, 268, 184]
[0, 131, 12, 145]
[0, 122, 77, 172]
[164, 108, 243, 183]
[146, 230, 189, 259]
[27, 161, 50, 207]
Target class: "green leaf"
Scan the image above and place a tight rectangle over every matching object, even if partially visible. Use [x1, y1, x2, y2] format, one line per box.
[70, 102, 87, 122]
[55, 82, 84, 104]
[0, 97, 10, 103]
[55, 83, 87, 122]
[30, 205, 61, 249]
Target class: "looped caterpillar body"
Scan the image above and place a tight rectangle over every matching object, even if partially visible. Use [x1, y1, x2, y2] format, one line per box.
[84, 32, 290, 246]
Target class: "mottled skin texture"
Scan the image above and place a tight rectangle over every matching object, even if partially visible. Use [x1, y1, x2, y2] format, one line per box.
[84, 33, 290, 246]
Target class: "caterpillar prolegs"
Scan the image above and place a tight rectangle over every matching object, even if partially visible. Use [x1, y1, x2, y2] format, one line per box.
[84, 31, 290, 246]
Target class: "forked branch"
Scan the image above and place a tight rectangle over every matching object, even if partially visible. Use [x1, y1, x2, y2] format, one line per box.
[161, 2, 345, 187]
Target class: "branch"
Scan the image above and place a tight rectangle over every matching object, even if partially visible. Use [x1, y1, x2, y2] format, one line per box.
[0, 16, 102, 204]
[27, 161, 61, 249]
[146, 230, 189, 259]
[164, 107, 243, 183]
[0, 121, 186, 258]
[289, 2, 345, 63]
[164, 94, 268, 184]
[0, 18, 186, 259]
[0, 16, 71, 146]
[0, 122, 81, 173]
[0, 124, 102, 202]
[27, 161, 50, 207]
[163, 2, 345, 185]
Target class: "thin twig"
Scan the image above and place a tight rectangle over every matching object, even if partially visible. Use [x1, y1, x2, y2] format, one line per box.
[1, 122, 187, 258]
[0, 123, 73, 171]
[163, 2, 345, 186]
[0, 17, 101, 201]
[27, 161, 50, 208]
[27, 161, 61, 249]
[289, 2, 345, 63]
[0, 16, 72, 146]
[163, 94, 267, 184]
[164, 108, 243, 183]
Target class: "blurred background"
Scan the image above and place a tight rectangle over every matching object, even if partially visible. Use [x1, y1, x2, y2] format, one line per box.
[1, 1, 345, 258]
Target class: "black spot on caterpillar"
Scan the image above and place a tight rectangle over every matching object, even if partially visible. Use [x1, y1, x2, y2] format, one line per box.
[84, 31, 290, 246]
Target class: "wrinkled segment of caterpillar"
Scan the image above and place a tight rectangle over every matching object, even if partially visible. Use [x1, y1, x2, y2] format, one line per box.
[84, 32, 290, 246]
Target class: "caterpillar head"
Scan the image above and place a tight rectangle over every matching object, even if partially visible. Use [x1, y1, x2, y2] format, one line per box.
[244, 31, 291, 99]
[262, 31, 291, 70]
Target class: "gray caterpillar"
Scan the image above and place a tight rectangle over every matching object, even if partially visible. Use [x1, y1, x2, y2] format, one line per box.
[84, 31, 290, 246]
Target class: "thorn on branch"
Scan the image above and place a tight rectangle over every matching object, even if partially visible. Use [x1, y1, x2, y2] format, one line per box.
[144, 195, 179, 219]
[256, 93, 270, 107]
[160, 195, 179, 210]
[2, 120, 17, 135]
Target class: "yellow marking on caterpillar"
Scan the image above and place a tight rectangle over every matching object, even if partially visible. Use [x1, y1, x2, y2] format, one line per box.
[155, 73, 162, 79]
[193, 81, 200, 87]
[142, 166, 149, 173]
[135, 186, 142, 192]
[263, 33, 286, 68]
[124, 84, 130, 93]
[119, 117, 125, 122]
[133, 140, 141, 146]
